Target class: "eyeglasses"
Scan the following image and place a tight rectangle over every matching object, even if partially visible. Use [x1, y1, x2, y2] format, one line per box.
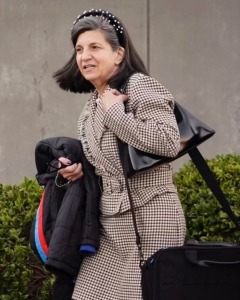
[46, 158, 71, 174]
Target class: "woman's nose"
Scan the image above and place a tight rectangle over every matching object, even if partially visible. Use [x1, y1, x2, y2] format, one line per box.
[81, 49, 92, 60]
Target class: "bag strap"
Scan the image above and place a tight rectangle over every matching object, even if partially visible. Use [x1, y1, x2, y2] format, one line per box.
[188, 148, 240, 230]
[118, 140, 240, 267]
[118, 139, 145, 266]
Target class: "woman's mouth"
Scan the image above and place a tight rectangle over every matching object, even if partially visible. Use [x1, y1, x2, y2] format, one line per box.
[83, 64, 95, 71]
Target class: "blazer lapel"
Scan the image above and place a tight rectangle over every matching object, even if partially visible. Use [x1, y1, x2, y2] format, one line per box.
[94, 99, 106, 143]
[86, 94, 121, 175]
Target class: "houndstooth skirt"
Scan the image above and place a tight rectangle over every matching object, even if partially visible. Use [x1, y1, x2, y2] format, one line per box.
[72, 179, 186, 300]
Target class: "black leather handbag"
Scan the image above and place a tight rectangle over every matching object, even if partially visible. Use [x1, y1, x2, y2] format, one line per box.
[119, 75, 215, 177]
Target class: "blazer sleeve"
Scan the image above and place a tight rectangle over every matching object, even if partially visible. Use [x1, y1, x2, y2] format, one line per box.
[103, 74, 180, 157]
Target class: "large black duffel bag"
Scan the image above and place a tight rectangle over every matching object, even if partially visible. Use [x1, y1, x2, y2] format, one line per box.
[141, 240, 240, 300]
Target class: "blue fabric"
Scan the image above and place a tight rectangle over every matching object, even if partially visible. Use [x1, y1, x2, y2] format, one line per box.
[79, 245, 96, 256]
[35, 207, 47, 263]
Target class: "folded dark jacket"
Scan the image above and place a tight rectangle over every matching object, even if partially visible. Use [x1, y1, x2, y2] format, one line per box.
[30, 136, 101, 277]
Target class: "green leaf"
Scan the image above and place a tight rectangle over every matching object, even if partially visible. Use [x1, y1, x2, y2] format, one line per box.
[219, 211, 228, 219]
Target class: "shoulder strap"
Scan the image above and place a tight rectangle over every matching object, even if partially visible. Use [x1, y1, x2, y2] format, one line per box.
[188, 148, 240, 230]
[118, 139, 145, 266]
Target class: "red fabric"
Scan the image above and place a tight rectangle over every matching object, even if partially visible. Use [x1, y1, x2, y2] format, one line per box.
[38, 189, 48, 255]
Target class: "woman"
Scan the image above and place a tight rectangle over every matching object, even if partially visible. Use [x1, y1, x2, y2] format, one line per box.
[54, 9, 186, 300]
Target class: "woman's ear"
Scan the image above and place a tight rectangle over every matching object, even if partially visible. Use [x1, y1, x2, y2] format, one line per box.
[115, 47, 125, 66]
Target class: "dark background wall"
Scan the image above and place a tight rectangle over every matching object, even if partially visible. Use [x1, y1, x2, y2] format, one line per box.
[0, 0, 239, 184]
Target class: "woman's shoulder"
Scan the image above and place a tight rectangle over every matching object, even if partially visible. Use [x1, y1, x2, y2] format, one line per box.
[128, 72, 150, 86]
[126, 73, 150, 94]
[127, 73, 173, 100]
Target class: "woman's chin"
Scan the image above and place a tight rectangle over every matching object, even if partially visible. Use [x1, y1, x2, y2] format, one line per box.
[83, 73, 99, 82]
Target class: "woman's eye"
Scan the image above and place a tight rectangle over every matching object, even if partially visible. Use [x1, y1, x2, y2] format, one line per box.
[76, 48, 82, 53]
[92, 45, 99, 49]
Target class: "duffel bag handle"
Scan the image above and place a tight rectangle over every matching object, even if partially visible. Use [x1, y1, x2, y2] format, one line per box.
[185, 250, 240, 267]
[186, 240, 238, 247]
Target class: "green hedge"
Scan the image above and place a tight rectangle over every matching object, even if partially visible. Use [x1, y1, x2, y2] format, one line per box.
[0, 154, 240, 299]
[174, 154, 240, 242]
[0, 178, 54, 300]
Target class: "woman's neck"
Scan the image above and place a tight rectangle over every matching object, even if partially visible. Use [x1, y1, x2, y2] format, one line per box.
[96, 84, 109, 97]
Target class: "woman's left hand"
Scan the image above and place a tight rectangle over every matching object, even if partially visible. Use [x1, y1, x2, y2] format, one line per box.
[101, 89, 128, 113]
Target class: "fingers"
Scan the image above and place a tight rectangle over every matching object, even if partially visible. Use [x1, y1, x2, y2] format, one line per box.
[119, 94, 129, 102]
[111, 89, 120, 96]
[101, 89, 128, 113]
[70, 163, 84, 181]
[71, 170, 84, 181]
[105, 89, 128, 101]
[58, 157, 72, 166]
[59, 162, 83, 181]
[111, 89, 128, 101]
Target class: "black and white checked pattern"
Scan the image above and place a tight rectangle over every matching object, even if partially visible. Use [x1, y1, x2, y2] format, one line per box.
[73, 73, 186, 300]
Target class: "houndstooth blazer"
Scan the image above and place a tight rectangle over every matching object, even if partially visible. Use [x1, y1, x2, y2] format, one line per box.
[73, 72, 185, 300]
[78, 72, 181, 216]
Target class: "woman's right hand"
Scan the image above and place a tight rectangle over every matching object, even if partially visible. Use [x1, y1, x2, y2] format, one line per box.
[58, 157, 83, 181]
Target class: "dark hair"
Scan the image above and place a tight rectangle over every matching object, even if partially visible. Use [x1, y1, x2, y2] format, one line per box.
[53, 16, 149, 93]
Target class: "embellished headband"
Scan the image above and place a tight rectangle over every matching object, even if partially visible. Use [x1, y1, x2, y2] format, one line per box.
[71, 9, 126, 48]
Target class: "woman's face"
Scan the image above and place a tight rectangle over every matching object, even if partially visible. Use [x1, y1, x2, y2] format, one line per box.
[75, 30, 123, 91]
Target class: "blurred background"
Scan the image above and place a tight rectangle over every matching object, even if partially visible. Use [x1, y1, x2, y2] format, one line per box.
[0, 0, 239, 184]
